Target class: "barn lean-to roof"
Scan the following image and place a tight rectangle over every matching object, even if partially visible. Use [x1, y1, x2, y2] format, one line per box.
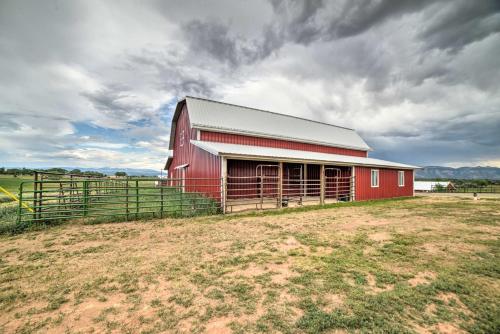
[168, 96, 371, 152]
[191, 140, 418, 170]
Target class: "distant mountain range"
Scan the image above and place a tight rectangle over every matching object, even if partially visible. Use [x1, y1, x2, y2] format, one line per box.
[5, 165, 499, 179]
[416, 166, 500, 180]
[76, 166, 500, 180]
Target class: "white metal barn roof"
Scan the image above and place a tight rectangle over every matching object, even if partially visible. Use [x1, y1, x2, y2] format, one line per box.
[191, 141, 418, 169]
[185, 97, 371, 151]
[414, 181, 451, 191]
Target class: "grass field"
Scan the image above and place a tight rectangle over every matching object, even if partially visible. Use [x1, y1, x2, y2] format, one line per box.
[0, 176, 220, 234]
[0, 196, 498, 333]
[0, 176, 32, 233]
[0, 175, 33, 194]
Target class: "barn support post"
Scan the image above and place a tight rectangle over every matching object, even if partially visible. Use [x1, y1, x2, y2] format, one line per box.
[303, 163, 308, 198]
[320, 164, 325, 205]
[221, 157, 227, 214]
[278, 161, 283, 209]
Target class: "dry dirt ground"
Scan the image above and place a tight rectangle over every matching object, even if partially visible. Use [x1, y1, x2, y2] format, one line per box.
[0, 196, 498, 334]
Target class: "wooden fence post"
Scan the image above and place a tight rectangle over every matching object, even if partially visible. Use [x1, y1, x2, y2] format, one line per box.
[221, 157, 227, 214]
[278, 162, 283, 209]
[303, 163, 308, 198]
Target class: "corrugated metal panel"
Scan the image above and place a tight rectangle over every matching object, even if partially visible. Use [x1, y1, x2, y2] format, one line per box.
[201, 131, 367, 157]
[185, 96, 371, 151]
[168, 105, 221, 199]
[355, 167, 413, 200]
[190, 140, 418, 169]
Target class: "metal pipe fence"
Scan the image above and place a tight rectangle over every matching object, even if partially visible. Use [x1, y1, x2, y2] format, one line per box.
[18, 177, 223, 225]
[225, 175, 355, 212]
[15, 172, 356, 225]
[430, 185, 499, 193]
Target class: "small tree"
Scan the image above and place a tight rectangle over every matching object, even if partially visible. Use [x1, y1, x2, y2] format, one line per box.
[433, 184, 445, 192]
[115, 172, 127, 177]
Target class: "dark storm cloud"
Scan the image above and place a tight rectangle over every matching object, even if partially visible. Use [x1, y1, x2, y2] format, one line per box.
[267, 0, 433, 44]
[81, 86, 155, 126]
[432, 113, 500, 146]
[268, 0, 325, 44]
[181, 20, 279, 67]
[129, 52, 216, 98]
[324, 0, 432, 39]
[268, 0, 499, 55]
[420, 0, 500, 53]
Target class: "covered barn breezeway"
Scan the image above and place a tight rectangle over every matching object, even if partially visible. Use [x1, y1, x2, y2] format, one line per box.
[225, 158, 354, 212]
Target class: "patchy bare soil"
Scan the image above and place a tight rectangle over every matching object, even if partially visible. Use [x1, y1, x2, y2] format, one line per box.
[0, 196, 499, 333]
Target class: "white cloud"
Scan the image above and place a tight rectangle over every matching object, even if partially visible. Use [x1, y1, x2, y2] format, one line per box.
[0, 0, 499, 170]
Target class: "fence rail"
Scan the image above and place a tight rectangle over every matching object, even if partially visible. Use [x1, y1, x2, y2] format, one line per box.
[18, 177, 223, 225]
[15, 173, 356, 225]
[430, 185, 499, 193]
[224, 175, 354, 212]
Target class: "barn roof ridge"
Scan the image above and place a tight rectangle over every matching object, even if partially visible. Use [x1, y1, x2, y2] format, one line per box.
[184, 95, 356, 131]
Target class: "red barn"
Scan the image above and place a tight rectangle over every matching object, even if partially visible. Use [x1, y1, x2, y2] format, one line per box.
[165, 97, 417, 212]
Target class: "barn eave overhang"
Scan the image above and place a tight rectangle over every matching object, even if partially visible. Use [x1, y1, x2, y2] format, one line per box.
[190, 140, 419, 170]
[219, 153, 418, 170]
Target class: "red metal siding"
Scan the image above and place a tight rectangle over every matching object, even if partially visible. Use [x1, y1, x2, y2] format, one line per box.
[168, 105, 221, 199]
[200, 131, 368, 157]
[355, 167, 413, 200]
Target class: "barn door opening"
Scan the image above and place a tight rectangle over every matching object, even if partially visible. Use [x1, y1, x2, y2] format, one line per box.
[180, 167, 186, 192]
[174, 164, 188, 193]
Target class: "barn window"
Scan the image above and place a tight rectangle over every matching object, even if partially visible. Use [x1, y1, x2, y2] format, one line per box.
[371, 169, 379, 188]
[398, 171, 405, 187]
[180, 130, 185, 147]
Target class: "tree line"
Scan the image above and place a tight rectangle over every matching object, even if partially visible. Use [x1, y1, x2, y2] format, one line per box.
[0, 168, 127, 177]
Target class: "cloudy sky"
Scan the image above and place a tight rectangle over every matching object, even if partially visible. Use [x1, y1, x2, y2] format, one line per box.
[1, 0, 499, 171]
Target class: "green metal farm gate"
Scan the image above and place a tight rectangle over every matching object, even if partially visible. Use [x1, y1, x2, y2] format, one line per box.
[17, 172, 222, 226]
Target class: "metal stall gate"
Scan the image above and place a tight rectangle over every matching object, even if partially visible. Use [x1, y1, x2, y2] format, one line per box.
[225, 161, 355, 212]
[17, 172, 223, 226]
[225, 164, 280, 212]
